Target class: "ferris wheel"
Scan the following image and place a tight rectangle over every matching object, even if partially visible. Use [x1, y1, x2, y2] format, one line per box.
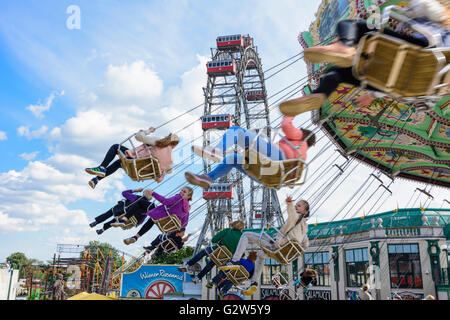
[195, 34, 284, 253]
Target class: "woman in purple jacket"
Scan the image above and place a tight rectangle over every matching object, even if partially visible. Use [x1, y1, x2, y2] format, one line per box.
[89, 188, 155, 235]
[117, 186, 194, 245]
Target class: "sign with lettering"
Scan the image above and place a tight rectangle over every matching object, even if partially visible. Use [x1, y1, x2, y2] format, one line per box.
[261, 288, 283, 300]
[120, 265, 193, 299]
[304, 289, 332, 300]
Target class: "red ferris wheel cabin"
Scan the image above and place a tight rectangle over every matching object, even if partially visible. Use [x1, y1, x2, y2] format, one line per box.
[206, 59, 237, 76]
[246, 90, 266, 101]
[201, 114, 234, 130]
[216, 34, 253, 50]
[203, 183, 234, 200]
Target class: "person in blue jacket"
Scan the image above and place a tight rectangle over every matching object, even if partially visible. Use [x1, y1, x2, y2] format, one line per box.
[206, 251, 257, 296]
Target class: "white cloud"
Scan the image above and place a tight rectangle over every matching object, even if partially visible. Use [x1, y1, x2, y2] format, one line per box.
[0, 131, 6, 141]
[0, 211, 34, 232]
[102, 60, 163, 104]
[48, 58, 207, 162]
[19, 151, 39, 161]
[0, 159, 124, 235]
[26, 90, 64, 119]
[17, 125, 49, 140]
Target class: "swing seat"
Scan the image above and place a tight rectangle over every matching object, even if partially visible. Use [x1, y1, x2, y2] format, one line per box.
[243, 149, 307, 190]
[209, 245, 232, 267]
[223, 265, 250, 286]
[118, 149, 162, 182]
[353, 32, 450, 101]
[152, 215, 182, 234]
[160, 238, 178, 254]
[260, 240, 304, 265]
[117, 215, 138, 230]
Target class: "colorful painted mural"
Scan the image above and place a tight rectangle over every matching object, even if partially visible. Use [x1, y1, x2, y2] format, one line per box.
[120, 264, 198, 299]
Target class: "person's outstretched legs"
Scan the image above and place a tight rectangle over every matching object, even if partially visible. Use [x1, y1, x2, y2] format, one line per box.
[86, 144, 128, 188]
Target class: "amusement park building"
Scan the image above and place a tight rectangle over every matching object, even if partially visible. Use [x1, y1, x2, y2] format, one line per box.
[200, 208, 450, 300]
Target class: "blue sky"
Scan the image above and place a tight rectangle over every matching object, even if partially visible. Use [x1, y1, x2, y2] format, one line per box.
[0, 0, 448, 263]
[0, 0, 325, 262]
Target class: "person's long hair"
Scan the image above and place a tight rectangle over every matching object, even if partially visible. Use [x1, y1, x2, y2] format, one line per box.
[182, 186, 194, 201]
[155, 133, 179, 148]
[247, 250, 257, 262]
[230, 220, 245, 231]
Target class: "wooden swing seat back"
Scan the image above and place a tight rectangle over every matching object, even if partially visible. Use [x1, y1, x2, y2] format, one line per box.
[224, 266, 250, 286]
[209, 245, 233, 267]
[353, 33, 450, 99]
[160, 238, 178, 254]
[117, 214, 138, 230]
[153, 215, 182, 234]
[260, 240, 304, 265]
[243, 149, 306, 190]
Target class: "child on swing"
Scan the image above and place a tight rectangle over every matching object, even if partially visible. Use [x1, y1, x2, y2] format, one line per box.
[222, 196, 310, 296]
[294, 269, 318, 291]
[143, 228, 192, 260]
[114, 186, 193, 245]
[178, 220, 245, 284]
[89, 188, 155, 235]
[206, 251, 258, 296]
[184, 107, 316, 189]
[85, 127, 179, 188]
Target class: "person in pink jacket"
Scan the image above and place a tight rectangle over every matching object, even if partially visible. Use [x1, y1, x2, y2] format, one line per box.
[185, 111, 316, 189]
[85, 127, 179, 189]
[116, 186, 194, 245]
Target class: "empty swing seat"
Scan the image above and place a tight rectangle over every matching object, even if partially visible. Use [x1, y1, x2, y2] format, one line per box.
[118, 149, 162, 182]
[153, 215, 182, 234]
[353, 33, 450, 100]
[223, 266, 250, 286]
[243, 149, 306, 189]
[209, 245, 233, 267]
[260, 240, 304, 265]
[117, 215, 138, 230]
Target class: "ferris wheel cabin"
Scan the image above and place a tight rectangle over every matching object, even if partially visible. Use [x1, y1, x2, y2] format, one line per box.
[216, 34, 253, 51]
[206, 59, 237, 76]
[203, 183, 234, 199]
[201, 114, 234, 130]
[246, 90, 266, 101]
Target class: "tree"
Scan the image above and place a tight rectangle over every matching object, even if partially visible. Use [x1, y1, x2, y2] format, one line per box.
[151, 246, 195, 265]
[6, 252, 30, 267]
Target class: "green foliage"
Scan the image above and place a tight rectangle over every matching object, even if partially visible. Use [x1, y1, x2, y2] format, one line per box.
[6, 252, 41, 270]
[6, 252, 29, 267]
[151, 246, 195, 265]
[82, 240, 124, 269]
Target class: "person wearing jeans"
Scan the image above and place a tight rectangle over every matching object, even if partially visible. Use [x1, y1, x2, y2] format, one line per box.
[178, 220, 245, 284]
[223, 196, 310, 296]
[185, 120, 316, 190]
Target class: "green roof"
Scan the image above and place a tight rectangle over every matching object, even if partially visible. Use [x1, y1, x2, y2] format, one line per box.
[307, 208, 450, 239]
[239, 208, 450, 241]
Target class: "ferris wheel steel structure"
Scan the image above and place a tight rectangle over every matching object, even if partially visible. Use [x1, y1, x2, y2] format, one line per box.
[195, 36, 284, 253]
